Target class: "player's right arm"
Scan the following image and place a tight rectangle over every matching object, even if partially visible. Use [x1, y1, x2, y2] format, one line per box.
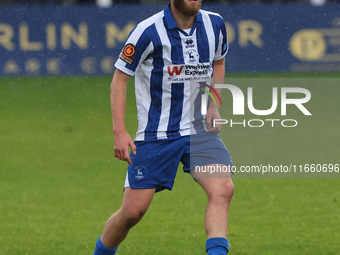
[111, 69, 137, 165]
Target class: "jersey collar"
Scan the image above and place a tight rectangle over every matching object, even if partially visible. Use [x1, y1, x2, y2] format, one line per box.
[164, 2, 203, 30]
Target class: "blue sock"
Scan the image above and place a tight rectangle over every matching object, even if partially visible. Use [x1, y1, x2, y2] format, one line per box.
[206, 237, 230, 255]
[93, 236, 118, 255]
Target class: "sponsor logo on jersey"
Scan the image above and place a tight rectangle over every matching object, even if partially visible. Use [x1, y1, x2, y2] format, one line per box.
[167, 63, 212, 82]
[119, 43, 136, 65]
[167, 66, 184, 76]
[184, 38, 195, 49]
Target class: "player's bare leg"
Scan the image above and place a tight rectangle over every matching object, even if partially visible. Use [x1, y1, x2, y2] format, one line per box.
[191, 164, 234, 254]
[100, 188, 155, 249]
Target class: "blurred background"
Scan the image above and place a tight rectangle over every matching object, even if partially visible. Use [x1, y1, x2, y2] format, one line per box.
[1, 0, 340, 75]
[0, 0, 340, 6]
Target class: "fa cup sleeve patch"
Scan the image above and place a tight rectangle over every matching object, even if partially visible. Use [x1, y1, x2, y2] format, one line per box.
[119, 43, 136, 65]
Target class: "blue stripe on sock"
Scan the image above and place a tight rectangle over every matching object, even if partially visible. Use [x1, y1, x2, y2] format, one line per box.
[93, 236, 118, 255]
[206, 237, 230, 255]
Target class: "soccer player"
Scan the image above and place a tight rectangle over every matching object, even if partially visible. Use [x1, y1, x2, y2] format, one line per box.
[93, 0, 234, 254]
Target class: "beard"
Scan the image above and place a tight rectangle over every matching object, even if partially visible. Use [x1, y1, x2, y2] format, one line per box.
[173, 0, 202, 17]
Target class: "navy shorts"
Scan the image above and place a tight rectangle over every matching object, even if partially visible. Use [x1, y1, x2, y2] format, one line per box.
[124, 132, 232, 192]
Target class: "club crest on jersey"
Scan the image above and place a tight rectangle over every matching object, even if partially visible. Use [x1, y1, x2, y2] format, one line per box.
[119, 43, 136, 65]
[184, 49, 199, 64]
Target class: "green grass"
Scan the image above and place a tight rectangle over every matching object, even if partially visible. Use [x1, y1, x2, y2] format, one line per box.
[0, 75, 339, 255]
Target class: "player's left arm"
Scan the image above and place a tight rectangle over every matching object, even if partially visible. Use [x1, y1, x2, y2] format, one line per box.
[206, 58, 225, 133]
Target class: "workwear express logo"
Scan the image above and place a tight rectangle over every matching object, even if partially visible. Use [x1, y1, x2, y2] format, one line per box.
[199, 83, 312, 128]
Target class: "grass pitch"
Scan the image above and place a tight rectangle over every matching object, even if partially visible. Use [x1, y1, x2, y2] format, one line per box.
[0, 75, 339, 255]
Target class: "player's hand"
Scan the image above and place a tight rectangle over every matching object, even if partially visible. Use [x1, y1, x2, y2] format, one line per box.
[113, 130, 137, 165]
[206, 106, 222, 133]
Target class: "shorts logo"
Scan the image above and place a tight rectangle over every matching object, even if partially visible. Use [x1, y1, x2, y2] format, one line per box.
[119, 43, 136, 65]
[133, 166, 147, 181]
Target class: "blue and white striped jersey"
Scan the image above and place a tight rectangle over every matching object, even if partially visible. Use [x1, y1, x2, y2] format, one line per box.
[115, 3, 228, 141]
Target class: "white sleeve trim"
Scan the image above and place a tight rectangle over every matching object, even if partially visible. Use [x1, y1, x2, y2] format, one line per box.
[114, 62, 135, 76]
[214, 48, 228, 61]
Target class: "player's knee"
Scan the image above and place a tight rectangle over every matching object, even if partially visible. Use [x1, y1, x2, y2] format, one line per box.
[123, 207, 147, 229]
[208, 180, 234, 203]
[226, 181, 235, 199]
